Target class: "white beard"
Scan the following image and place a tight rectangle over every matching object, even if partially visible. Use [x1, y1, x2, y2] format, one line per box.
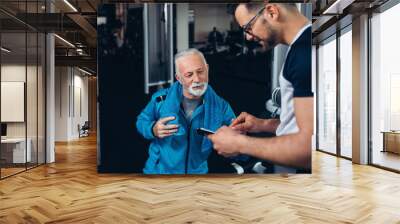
[188, 82, 208, 97]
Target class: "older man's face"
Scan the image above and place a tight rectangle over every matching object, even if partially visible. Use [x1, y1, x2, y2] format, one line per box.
[176, 54, 209, 99]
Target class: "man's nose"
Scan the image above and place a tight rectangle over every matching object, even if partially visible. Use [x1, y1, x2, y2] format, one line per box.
[193, 73, 201, 82]
[246, 33, 254, 41]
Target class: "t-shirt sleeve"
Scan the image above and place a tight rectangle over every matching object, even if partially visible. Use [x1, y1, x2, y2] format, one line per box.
[283, 36, 313, 97]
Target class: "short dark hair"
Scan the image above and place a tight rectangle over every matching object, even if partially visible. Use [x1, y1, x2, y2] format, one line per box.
[231, 2, 298, 15]
[241, 3, 265, 13]
[227, 3, 240, 15]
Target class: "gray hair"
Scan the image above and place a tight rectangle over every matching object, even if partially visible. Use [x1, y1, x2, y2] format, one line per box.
[174, 48, 207, 75]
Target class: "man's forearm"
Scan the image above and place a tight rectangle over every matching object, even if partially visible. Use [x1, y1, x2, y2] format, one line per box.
[237, 133, 311, 169]
[258, 119, 280, 133]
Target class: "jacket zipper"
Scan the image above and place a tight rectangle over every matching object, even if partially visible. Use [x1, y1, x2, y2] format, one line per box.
[181, 101, 203, 174]
[185, 120, 192, 174]
[179, 109, 191, 174]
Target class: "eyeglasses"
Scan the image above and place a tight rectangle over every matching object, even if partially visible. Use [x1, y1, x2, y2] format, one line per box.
[242, 7, 265, 36]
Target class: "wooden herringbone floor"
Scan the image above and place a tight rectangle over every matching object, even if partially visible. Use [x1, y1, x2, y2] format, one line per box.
[1, 135, 400, 224]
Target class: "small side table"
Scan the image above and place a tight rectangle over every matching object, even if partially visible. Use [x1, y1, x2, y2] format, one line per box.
[381, 131, 400, 154]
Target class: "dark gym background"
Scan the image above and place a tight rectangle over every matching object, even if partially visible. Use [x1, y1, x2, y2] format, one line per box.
[97, 3, 273, 173]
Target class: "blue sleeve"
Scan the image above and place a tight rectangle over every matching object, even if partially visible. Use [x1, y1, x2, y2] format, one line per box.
[221, 100, 236, 126]
[136, 96, 158, 140]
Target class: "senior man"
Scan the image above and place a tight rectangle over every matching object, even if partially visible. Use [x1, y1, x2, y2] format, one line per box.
[136, 48, 237, 174]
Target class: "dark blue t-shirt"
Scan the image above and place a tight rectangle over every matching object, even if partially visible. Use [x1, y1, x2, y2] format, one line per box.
[276, 25, 312, 137]
[282, 26, 313, 97]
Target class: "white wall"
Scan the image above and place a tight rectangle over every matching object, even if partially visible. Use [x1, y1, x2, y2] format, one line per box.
[72, 72, 89, 138]
[1, 65, 26, 140]
[1, 63, 45, 164]
[55, 66, 69, 141]
[1, 65, 39, 137]
[55, 67, 89, 141]
[189, 4, 231, 43]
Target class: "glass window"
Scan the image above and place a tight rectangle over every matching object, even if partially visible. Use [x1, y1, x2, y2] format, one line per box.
[317, 35, 337, 155]
[0, 1, 46, 179]
[27, 30, 38, 170]
[1, 30, 28, 178]
[371, 3, 400, 171]
[339, 28, 352, 158]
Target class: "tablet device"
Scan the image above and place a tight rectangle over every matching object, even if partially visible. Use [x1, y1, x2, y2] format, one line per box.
[196, 128, 215, 136]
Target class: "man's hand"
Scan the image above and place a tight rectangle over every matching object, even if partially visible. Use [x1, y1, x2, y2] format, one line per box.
[230, 112, 280, 134]
[230, 112, 264, 133]
[207, 126, 246, 157]
[152, 116, 179, 138]
[220, 98, 313, 169]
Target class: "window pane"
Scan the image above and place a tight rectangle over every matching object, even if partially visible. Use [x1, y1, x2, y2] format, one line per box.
[27, 31, 38, 169]
[371, 3, 400, 171]
[1, 30, 28, 177]
[318, 36, 337, 154]
[340, 29, 352, 158]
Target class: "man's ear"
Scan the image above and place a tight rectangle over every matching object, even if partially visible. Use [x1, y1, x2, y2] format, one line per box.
[175, 73, 181, 83]
[264, 4, 279, 21]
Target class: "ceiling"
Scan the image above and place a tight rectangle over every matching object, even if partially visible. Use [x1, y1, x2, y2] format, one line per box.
[0, 0, 102, 73]
[311, 0, 390, 42]
[1, 0, 394, 75]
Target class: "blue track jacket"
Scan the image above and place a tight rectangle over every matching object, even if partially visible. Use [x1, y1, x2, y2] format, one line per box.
[136, 82, 235, 174]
